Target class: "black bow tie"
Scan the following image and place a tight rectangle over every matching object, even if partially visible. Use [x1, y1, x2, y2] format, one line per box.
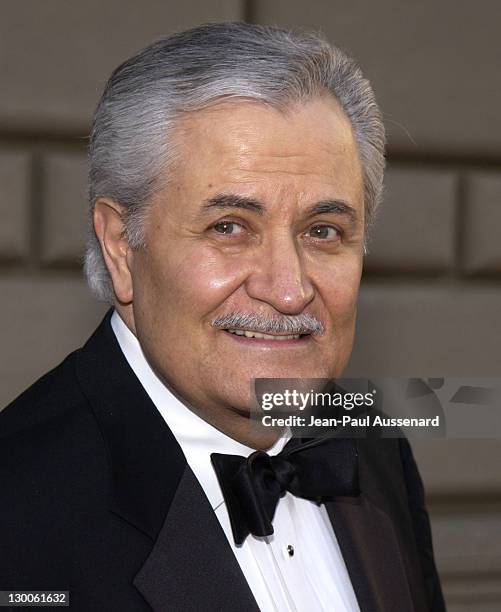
[211, 436, 359, 545]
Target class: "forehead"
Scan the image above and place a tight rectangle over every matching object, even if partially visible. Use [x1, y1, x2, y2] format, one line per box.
[167, 97, 364, 213]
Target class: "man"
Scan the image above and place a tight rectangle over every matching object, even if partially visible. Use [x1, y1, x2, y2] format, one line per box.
[0, 22, 445, 611]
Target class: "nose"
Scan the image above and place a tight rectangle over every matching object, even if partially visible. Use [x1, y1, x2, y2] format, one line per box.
[245, 233, 315, 314]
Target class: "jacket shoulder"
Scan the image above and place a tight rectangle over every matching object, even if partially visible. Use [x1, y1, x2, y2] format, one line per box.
[0, 349, 88, 440]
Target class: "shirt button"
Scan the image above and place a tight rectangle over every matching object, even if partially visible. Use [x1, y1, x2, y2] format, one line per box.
[286, 544, 295, 557]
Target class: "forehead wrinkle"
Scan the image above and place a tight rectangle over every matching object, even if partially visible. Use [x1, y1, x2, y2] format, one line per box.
[228, 147, 360, 181]
[231, 168, 339, 179]
[223, 163, 344, 182]
[232, 129, 355, 157]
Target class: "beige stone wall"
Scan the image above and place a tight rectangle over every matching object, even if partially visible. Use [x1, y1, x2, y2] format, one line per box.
[1, 1, 500, 609]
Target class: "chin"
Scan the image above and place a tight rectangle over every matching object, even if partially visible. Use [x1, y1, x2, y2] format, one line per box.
[255, 366, 334, 380]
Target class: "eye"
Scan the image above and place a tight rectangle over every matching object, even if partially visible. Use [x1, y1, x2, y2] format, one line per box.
[305, 224, 340, 240]
[212, 220, 245, 235]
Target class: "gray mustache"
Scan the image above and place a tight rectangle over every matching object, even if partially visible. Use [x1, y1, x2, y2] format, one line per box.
[211, 312, 324, 336]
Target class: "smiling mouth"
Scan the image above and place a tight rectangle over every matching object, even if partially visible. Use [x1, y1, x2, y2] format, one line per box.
[224, 328, 309, 341]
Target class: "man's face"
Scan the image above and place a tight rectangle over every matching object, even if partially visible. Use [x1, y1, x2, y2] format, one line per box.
[128, 97, 365, 421]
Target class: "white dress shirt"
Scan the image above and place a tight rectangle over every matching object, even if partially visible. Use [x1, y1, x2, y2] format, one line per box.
[111, 311, 360, 612]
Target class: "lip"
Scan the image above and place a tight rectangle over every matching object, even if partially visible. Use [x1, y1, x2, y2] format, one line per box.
[221, 329, 312, 348]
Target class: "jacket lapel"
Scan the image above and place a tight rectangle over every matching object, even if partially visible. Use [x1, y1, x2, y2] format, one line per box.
[133, 465, 259, 612]
[76, 309, 185, 542]
[325, 496, 414, 612]
[76, 311, 258, 611]
[325, 433, 427, 612]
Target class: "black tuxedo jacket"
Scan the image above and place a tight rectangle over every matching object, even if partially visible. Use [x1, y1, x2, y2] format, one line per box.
[0, 312, 445, 611]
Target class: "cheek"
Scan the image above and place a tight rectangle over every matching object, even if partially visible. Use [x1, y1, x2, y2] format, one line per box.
[318, 258, 362, 324]
[150, 246, 249, 321]
[317, 261, 360, 375]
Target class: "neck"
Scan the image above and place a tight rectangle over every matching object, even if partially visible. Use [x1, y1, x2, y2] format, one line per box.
[181, 395, 285, 450]
[162, 379, 283, 449]
[211, 412, 284, 450]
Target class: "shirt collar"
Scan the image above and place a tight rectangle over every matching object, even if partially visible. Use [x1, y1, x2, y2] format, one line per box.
[110, 310, 289, 510]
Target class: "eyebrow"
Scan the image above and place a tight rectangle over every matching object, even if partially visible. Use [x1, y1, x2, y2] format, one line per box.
[201, 193, 359, 225]
[305, 200, 359, 225]
[201, 194, 265, 214]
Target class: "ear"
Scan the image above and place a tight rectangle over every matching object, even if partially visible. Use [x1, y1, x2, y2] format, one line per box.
[93, 198, 134, 304]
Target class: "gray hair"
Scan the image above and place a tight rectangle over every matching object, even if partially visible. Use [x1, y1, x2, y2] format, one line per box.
[85, 22, 385, 302]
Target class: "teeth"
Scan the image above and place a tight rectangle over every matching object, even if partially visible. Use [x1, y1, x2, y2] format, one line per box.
[226, 329, 301, 340]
